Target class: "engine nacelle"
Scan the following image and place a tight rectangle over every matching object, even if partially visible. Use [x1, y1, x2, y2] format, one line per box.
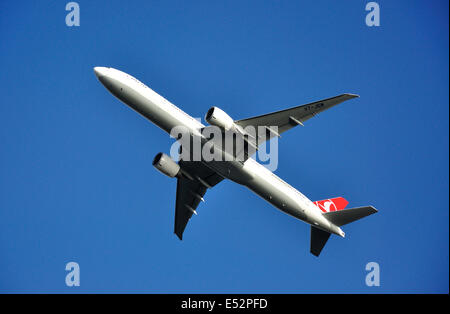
[205, 107, 235, 131]
[152, 153, 180, 178]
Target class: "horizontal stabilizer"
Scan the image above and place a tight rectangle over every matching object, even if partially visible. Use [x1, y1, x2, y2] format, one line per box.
[310, 226, 331, 257]
[323, 206, 378, 227]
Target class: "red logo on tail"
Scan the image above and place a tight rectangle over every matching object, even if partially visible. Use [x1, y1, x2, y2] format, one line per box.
[313, 197, 349, 213]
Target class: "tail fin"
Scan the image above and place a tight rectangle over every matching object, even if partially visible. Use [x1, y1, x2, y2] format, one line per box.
[323, 206, 378, 227]
[313, 197, 349, 213]
[310, 206, 378, 257]
[310, 226, 331, 257]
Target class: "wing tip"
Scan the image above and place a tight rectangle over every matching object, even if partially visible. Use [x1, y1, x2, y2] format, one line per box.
[344, 93, 360, 99]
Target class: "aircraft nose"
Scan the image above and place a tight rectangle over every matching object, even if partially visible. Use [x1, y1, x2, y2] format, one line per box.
[93, 66, 109, 78]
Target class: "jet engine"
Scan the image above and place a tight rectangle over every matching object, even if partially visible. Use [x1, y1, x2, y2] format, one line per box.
[152, 153, 180, 178]
[205, 107, 235, 131]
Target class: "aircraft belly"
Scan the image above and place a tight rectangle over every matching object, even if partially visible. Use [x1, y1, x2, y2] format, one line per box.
[223, 160, 308, 221]
[123, 90, 182, 133]
[102, 76, 195, 134]
[247, 179, 307, 221]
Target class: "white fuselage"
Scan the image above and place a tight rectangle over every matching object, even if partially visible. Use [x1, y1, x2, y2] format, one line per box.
[94, 67, 344, 237]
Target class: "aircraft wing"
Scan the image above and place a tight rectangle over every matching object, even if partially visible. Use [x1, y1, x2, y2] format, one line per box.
[234, 94, 359, 145]
[174, 160, 224, 239]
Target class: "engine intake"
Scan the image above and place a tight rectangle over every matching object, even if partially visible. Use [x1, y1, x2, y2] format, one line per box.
[205, 107, 234, 131]
[152, 153, 180, 178]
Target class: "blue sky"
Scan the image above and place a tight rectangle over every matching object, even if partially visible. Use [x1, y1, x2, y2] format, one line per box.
[0, 1, 448, 293]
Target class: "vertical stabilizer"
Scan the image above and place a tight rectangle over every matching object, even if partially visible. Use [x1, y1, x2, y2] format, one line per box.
[313, 197, 349, 213]
[310, 226, 331, 257]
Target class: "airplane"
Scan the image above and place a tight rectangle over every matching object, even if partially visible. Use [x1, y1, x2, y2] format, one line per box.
[93, 66, 377, 256]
